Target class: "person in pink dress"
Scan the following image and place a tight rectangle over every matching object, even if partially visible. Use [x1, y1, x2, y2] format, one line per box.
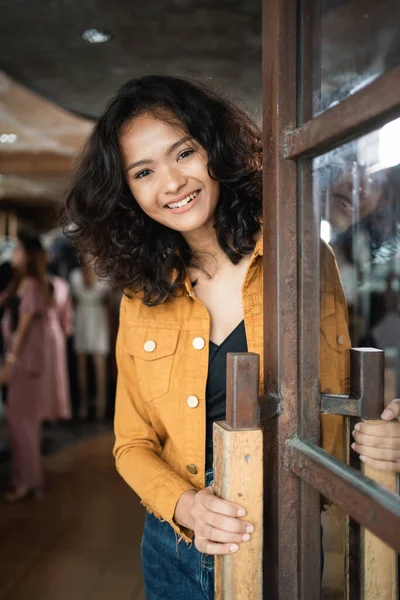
[0, 232, 72, 502]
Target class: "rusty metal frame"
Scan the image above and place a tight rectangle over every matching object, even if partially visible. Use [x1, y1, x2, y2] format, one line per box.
[262, 0, 302, 597]
[262, 0, 400, 598]
[286, 66, 400, 160]
[288, 438, 400, 554]
[297, 1, 323, 596]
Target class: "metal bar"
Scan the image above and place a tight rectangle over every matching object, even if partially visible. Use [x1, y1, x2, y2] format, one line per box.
[288, 438, 400, 554]
[351, 348, 384, 418]
[298, 164, 321, 599]
[297, 1, 322, 592]
[225, 353, 260, 430]
[262, 0, 299, 597]
[297, 0, 321, 123]
[285, 66, 400, 160]
[320, 348, 385, 416]
[321, 394, 361, 416]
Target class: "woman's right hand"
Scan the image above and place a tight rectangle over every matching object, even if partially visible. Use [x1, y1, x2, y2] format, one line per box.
[175, 487, 254, 555]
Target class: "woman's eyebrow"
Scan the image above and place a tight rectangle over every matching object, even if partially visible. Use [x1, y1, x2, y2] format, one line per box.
[126, 135, 193, 173]
[126, 158, 152, 172]
[167, 135, 193, 154]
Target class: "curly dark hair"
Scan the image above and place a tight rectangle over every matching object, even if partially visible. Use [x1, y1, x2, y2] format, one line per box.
[64, 75, 262, 306]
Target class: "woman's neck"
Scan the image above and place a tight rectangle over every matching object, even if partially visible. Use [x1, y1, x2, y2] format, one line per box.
[183, 223, 228, 275]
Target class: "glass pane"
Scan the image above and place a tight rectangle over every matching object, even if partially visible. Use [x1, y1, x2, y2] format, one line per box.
[313, 0, 400, 114]
[315, 116, 400, 599]
[316, 116, 400, 353]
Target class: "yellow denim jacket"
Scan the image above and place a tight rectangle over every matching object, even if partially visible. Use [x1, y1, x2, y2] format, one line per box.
[114, 236, 350, 541]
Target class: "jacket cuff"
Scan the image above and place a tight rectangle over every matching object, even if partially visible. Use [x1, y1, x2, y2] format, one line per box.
[144, 474, 196, 543]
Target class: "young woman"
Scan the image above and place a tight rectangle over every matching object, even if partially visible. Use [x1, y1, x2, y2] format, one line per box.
[64, 76, 400, 599]
[0, 233, 72, 502]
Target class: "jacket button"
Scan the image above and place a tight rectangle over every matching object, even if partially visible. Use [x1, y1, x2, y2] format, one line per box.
[337, 335, 345, 345]
[187, 395, 199, 408]
[144, 340, 156, 352]
[186, 464, 198, 475]
[192, 337, 205, 350]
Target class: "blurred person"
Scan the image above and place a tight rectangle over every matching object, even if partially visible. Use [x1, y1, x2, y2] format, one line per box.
[64, 75, 400, 600]
[0, 232, 72, 502]
[69, 255, 110, 421]
[0, 260, 21, 406]
[48, 232, 79, 280]
[317, 148, 400, 344]
[326, 164, 382, 235]
[317, 145, 399, 249]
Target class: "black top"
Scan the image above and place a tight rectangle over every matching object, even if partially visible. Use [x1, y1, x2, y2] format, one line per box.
[205, 320, 248, 471]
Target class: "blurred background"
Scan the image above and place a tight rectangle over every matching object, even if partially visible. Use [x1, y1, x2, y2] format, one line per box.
[0, 3, 261, 599]
[0, 1, 399, 599]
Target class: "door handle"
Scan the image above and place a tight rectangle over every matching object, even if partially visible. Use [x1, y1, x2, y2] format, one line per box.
[320, 348, 384, 418]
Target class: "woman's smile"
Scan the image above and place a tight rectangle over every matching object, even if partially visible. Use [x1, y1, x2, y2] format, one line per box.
[164, 189, 200, 213]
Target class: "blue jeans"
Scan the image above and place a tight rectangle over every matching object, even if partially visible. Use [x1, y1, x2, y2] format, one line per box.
[141, 471, 215, 600]
[141, 472, 324, 598]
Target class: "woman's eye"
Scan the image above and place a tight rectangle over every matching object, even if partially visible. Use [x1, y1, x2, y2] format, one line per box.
[135, 169, 152, 180]
[178, 149, 194, 161]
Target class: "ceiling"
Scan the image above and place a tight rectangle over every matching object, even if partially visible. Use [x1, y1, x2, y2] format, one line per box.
[0, 71, 93, 209]
[0, 0, 262, 119]
[0, 0, 399, 229]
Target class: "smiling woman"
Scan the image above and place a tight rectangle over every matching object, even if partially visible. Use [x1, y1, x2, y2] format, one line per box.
[120, 115, 220, 234]
[63, 74, 400, 600]
[63, 75, 264, 600]
[64, 75, 262, 307]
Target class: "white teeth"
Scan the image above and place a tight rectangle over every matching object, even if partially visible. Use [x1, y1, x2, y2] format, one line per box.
[167, 191, 198, 209]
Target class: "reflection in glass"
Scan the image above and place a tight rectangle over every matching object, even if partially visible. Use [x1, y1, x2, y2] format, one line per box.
[314, 0, 400, 114]
[315, 117, 400, 400]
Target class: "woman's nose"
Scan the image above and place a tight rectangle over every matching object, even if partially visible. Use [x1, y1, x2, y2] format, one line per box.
[162, 165, 187, 193]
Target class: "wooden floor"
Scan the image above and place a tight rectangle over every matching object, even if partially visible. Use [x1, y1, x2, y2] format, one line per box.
[0, 429, 345, 599]
[0, 432, 145, 600]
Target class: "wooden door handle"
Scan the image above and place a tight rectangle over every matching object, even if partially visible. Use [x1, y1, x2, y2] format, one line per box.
[213, 353, 263, 600]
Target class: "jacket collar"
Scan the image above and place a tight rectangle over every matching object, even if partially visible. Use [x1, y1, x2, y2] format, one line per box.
[253, 230, 264, 257]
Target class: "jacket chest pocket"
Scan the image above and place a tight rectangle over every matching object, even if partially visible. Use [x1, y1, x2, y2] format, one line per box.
[124, 325, 179, 402]
[321, 291, 350, 350]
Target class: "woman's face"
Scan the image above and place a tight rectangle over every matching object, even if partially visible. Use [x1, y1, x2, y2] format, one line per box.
[12, 241, 27, 272]
[120, 112, 220, 235]
[328, 169, 381, 234]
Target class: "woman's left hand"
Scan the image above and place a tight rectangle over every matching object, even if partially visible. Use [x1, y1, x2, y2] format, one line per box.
[0, 363, 12, 386]
[352, 399, 400, 471]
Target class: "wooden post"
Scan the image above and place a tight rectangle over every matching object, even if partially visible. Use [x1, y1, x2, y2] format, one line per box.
[362, 455, 398, 600]
[358, 349, 398, 600]
[213, 353, 263, 600]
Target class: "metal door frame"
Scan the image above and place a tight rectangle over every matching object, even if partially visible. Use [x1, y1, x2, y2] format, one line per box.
[262, 1, 400, 598]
